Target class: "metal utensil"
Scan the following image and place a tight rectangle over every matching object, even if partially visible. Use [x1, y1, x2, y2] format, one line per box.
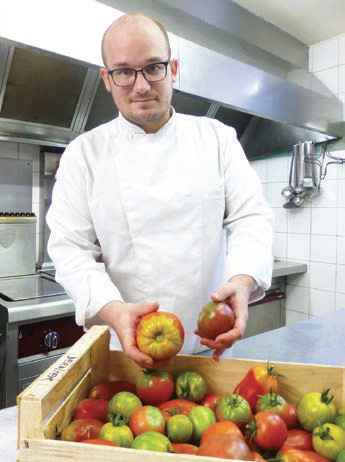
[294, 142, 305, 194]
[281, 144, 297, 199]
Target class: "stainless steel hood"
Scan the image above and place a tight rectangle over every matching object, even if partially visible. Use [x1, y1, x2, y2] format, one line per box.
[0, 2, 343, 160]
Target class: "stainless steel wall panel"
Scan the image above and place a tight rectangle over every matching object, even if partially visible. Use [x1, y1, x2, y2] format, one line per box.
[0, 158, 32, 212]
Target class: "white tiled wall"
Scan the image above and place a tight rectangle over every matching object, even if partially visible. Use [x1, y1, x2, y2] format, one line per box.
[0, 141, 41, 262]
[250, 33, 345, 326]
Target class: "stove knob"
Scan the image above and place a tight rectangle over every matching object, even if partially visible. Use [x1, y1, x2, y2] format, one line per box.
[44, 331, 60, 349]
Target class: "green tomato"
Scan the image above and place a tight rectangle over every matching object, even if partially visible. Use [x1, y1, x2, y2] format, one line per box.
[336, 416, 345, 431]
[166, 414, 193, 443]
[99, 422, 134, 447]
[131, 431, 172, 452]
[188, 405, 216, 444]
[312, 423, 345, 461]
[107, 391, 142, 421]
[215, 392, 252, 431]
[297, 388, 337, 432]
[336, 449, 345, 462]
[175, 371, 208, 402]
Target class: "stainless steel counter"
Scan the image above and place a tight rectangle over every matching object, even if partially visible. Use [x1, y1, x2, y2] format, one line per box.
[198, 309, 345, 366]
[272, 260, 307, 278]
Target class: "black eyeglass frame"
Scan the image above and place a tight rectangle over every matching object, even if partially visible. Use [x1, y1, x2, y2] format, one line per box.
[107, 61, 170, 87]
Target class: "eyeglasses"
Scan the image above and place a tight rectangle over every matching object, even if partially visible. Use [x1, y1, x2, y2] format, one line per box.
[107, 61, 169, 87]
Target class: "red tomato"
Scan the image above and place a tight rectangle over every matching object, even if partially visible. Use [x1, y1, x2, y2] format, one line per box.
[201, 421, 244, 444]
[233, 362, 280, 412]
[278, 446, 331, 462]
[158, 399, 198, 421]
[255, 390, 293, 429]
[197, 301, 234, 339]
[171, 443, 198, 455]
[197, 434, 254, 460]
[284, 429, 313, 451]
[129, 405, 165, 436]
[285, 402, 298, 430]
[88, 380, 136, 400]
[200, 393, 221, 411]
[74, 399, 108, 421]
[246, 411, 288, 451]
[135, 369, 174, 406]
[61, 419, 104, 442]
[136, 311, 184, 360]
[81, 439, 118, 446]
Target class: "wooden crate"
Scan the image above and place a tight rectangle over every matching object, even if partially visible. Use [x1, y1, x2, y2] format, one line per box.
[17, 325, 345, 462]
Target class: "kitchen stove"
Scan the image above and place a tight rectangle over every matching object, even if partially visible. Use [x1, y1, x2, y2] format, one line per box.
[0, 213, 83, 409]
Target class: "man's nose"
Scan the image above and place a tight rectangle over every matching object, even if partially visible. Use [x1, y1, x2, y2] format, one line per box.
[133, 71, 151, 93]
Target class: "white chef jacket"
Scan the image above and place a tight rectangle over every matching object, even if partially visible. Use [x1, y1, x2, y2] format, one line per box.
[46, 109, 273, 354]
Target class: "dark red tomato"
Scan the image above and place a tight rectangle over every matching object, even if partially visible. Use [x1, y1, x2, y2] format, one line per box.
[136, 369, 174, 406]
[200, 393, 221, 412]
[246, 411, 288, 451]
[81, 439, 118, 446]
[197, 434, 254, 460]
[285, 403, 298, 430]
[171, 443, 198, 455]
[88, 380, 136, 400]
[74, 399, 108, 422]
[284, 429, 313, 451]
[61, 419, 104, 442]
[136, 311, 184, 360]
[158, 399, 198, 421]
[197, 301, 234, 340]
[129, 405, 165, 437]
[278, 446, 331, 462]
[201, 421, 244, 444]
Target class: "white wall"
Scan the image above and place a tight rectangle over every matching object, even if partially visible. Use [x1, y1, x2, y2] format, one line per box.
[0, 141, 41, 262]
[250, 32, 345, 325]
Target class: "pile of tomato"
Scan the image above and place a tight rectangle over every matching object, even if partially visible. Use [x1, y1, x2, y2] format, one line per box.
[59, 361, 345, 461]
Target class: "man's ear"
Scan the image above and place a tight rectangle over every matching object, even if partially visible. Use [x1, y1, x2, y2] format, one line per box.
[170, 59, 178, 83]
[100, 67, 112, 92]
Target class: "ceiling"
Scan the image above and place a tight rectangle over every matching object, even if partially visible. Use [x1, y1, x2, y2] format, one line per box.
[232, 0, 345, 45]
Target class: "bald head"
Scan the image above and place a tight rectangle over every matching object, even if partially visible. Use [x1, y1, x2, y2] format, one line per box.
[101, 13, 171, 68]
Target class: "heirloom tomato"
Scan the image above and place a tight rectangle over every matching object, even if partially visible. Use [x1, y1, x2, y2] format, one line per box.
[81, 439, 118, 446]
[88, 380, 136, 400]
[99, 421, 133, 447]
[197, 301, 234, 340]
[312, 423, 345, 461]
[131, 431, 172, 452]
[200, 393, 221, 411]
[284, 429, 314, 451]
[336, 416, 345, 431]
[175, 370, 208, 402]
[107, 391, 142, 421]
[246, 411, 288, 451]
[278, 446, 332, 462]
[297, 388, 337, 432]
[74, 398, 108, 421]
[285, 402, 298, 430]
[171, 443, 198, 454]
[61, 419, 104, 442]
[136, 311, 184, 360]
[197, 434, 254, 460]
[129, 405, 165, 436]
[158, 398, 198, 421]
[234, 361, 281, 412]
[256, 390, 293, 428]
[201, 421, 244, 444]
[166, 414, 193, 443]
[188, 405, 216, 444]
[135, 369, 174, 406]
[216, 392, 252, 431]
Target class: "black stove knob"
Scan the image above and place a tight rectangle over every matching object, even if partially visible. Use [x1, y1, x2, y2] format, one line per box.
[44, 331, 60, 349]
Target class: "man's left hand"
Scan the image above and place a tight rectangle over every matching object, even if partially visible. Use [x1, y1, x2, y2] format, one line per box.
[194, 274, 255, 361]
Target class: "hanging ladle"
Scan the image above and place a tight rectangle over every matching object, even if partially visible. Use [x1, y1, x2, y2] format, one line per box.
[281, 144, 297, 200]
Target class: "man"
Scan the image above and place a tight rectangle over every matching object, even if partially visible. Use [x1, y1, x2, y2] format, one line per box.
[47, 13, 273, 369]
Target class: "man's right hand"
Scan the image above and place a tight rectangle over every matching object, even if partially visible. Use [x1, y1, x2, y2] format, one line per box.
[98, 300, 173, 369]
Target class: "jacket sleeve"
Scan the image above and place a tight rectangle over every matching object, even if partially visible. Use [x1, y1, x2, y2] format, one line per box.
[46, 139, 124, 328]
[221, 126, 274, 303]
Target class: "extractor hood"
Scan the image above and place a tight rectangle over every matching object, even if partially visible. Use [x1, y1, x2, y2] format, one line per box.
[0, 18, 343, 159]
